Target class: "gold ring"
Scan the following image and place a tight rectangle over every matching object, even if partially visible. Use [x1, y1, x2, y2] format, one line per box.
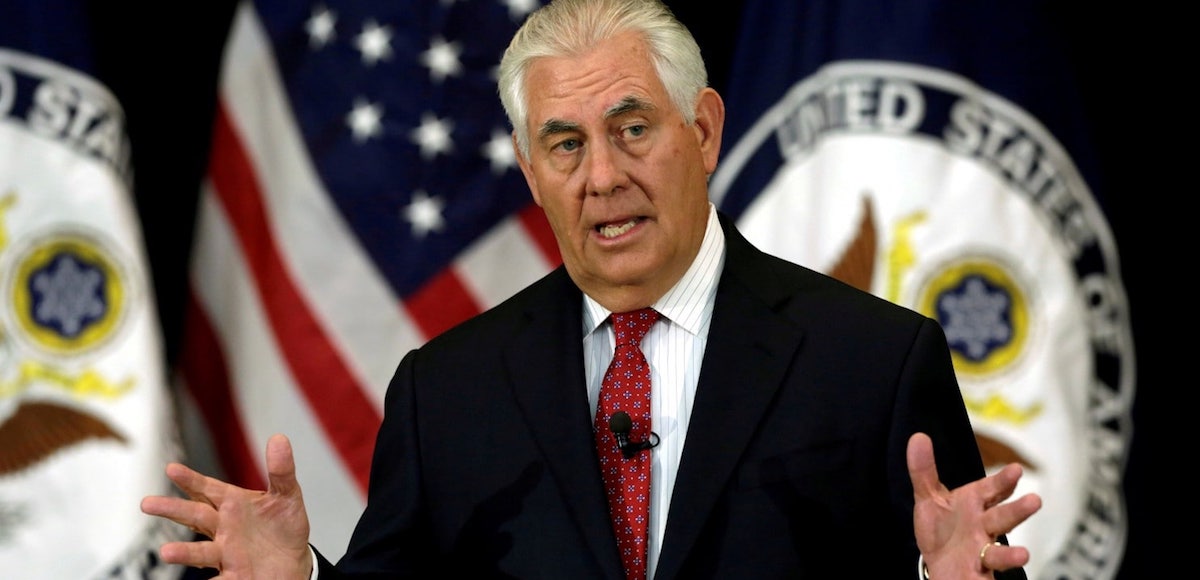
[980, 541, 1002, 569]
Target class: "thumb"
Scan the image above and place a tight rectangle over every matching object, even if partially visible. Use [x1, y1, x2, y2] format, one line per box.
[265, 433, 300, 497]
[906, 432, 941, 499]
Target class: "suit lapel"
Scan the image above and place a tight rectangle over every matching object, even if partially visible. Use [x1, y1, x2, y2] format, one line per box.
[504, 268, 625, 580]
[654, 218, 808, 579]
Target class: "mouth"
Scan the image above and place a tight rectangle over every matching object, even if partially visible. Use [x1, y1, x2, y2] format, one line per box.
[596, 217, 643, 239]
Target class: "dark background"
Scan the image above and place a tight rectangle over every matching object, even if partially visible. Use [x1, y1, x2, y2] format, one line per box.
[89, 1, 1161, 577]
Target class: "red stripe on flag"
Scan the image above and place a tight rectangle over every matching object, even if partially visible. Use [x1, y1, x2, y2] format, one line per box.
[206, 100, 379, 494]
[179, 292, 265, 491]
[405, 268, 483, 339]
[517, 203, 562, 266]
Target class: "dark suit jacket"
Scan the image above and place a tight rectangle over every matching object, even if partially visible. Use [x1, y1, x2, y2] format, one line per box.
[316, 213, 1024, 579]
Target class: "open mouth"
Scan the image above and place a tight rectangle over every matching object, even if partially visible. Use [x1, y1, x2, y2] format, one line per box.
[597, 217, 642, 238]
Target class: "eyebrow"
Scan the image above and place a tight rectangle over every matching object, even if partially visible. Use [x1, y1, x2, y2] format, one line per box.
[536, 95, 656, 142]
[538, 119, 579, 141]
[604, 95, 654, 119]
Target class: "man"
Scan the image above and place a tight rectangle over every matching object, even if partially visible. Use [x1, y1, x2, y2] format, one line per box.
[142, 0, 1041, 577]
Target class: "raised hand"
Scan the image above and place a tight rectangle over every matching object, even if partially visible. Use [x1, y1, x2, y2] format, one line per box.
[907, 432, 1042, 578]
[140, 434, 314, 578]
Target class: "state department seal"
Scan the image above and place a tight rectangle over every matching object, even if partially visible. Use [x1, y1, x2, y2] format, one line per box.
[712, 60, 1134, 579]
[4, 228, 131, 359]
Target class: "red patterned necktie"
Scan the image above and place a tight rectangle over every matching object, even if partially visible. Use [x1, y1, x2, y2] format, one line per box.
[595, 307, 659, 580]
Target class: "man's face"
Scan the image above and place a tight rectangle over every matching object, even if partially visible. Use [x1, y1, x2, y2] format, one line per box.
[515, 31, 724, 312]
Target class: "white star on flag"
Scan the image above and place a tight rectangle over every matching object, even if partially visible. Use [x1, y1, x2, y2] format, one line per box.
[355, 19, 393, 65]
[421, 36, 463, 83]
[404, 190, 446, 238]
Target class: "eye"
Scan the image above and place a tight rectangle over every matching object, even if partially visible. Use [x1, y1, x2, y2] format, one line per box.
[624, 124, 647, 138]
[555, 138, 581, 153]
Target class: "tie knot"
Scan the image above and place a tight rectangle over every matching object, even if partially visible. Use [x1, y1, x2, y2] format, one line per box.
[610, 308, 658, 347]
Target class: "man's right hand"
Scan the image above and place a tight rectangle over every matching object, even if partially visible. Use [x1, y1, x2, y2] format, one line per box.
[140, 434, 314, 578]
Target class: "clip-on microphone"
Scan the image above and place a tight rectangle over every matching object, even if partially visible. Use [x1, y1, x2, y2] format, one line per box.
[608, 411, 660, 459]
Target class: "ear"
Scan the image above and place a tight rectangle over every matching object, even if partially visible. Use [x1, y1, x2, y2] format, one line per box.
[691, 87, 725, 175]
[513, 132, 544, 207]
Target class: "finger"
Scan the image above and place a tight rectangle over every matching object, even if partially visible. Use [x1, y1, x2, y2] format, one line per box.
[159, 539, 223, 570]
[140, 495, 188, 533]
[979, 463, 1023, 508]
[265, 433, 300, 497]
[164, 462, 224, 508]
[140, 495, 195, 521]
[906, 432, 942, 499]
[985, 493, 1043, 537]
[141, 495, 221, 537]
[981, 542, 1031, 572]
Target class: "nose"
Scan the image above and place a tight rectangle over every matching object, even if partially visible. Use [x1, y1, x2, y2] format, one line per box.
[585, 140, 628, 197]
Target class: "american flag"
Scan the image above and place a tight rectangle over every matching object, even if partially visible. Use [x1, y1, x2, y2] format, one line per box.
[179, 0, 556, 559]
